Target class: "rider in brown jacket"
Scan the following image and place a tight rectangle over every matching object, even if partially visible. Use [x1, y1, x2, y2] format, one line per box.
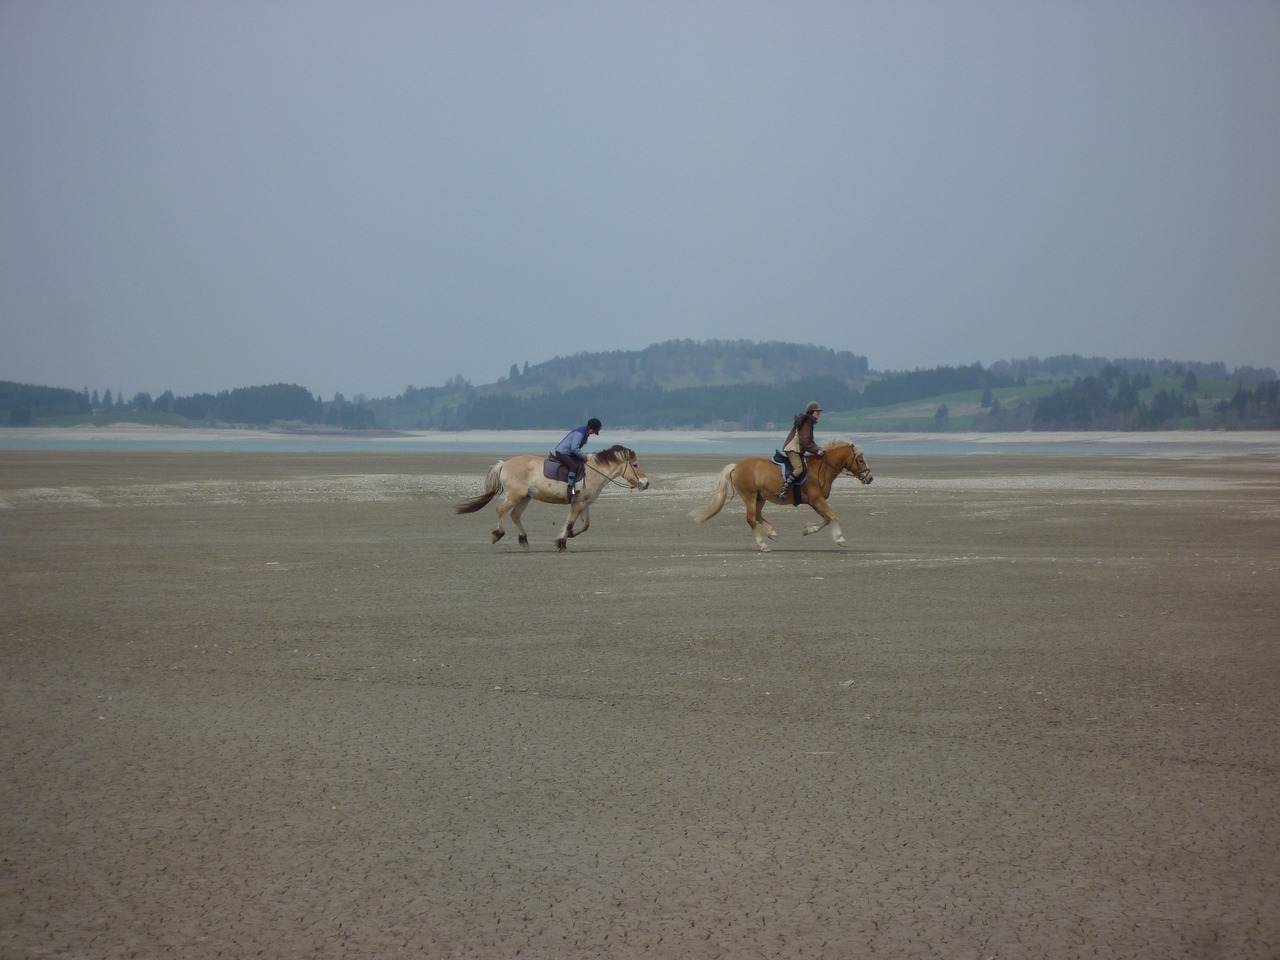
[779, 401, 825, 500]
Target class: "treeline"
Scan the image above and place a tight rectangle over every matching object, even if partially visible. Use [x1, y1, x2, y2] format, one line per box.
[1023, 365, 1280, 430]
[170, 384, 377, 428]
[1, 381, 376, 429]
[1214, 381, 1280, 428]
[5, 342, 1278, 431]
[464, 377, 860, 431]
[371, 358, 1008, 427]
[1, 382, 91, 425]
[456, 364, 1012, 431]
[1028, 366, 1194, 430]
[497, 339, 870, 394]
[859, 363, 1015, 408]
[988, 355, 1276, 385]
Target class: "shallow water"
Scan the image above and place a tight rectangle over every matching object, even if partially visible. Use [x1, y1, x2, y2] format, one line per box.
[2, 426, 1278, 457]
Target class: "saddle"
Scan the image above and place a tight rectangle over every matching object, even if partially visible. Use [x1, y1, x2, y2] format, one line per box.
[771, 449, 805, 504]
[543, 454, 579, 484]
[771, 450, 807, 482]
[543, 455, 568, 482]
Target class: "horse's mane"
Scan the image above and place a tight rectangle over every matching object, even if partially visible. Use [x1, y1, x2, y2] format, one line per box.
[590, 444, 635, 464]
[822, 439, 864, 457]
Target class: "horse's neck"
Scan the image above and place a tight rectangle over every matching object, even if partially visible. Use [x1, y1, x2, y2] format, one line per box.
[583, 461, 609, 488]
[813, 457, 840, 492]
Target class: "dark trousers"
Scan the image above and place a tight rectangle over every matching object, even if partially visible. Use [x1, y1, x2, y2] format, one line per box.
[554, 452, 585, 483]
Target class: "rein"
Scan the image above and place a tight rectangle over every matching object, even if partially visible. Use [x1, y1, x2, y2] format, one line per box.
[817, 454, 839, 491]
[810, 449, 866, 490]
[586, 457, 640, 490]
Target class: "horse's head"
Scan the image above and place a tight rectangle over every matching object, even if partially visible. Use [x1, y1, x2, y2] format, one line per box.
[624, 448, 651, 490]
[851, 445, 873, 484]
[593, 444, 650, 490]
[827, 440, 874, 485]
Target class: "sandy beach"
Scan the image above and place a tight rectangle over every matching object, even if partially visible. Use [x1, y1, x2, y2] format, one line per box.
[2, 447, 1278, 958]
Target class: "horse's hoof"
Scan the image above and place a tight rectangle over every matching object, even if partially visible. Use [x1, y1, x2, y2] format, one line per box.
[759, 542, 772, 552]
[518, 534, 529, 547]
[555, 538, 568, 552]
[491, 530, 504, 543]
[836, 537, 847, 546]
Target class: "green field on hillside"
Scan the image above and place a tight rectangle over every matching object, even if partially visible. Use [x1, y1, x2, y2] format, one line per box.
[822, 376, 1243, 432]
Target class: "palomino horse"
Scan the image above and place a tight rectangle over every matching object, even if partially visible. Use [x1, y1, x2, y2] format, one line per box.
[688, 440, 873, 551]
[456, 444, 650, 551]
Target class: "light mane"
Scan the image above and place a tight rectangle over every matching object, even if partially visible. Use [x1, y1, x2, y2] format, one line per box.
[590, 444, 634, 464]
[822, 439, 865, 458]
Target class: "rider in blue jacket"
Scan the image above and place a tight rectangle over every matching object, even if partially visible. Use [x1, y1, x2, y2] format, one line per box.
[554, 418, 601, 499]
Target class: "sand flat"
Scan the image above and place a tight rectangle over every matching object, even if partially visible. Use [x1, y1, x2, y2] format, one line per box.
[2, 449, 1278, 959]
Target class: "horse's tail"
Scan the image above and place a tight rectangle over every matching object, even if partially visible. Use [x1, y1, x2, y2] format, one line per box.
[688, 463, 737, 524]
[455, 460, 504, 514]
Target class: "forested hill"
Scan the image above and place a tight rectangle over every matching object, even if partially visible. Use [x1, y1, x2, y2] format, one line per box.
[366, 339, 875, 429]
[495, 340, 871, 393]
[3, 341, 1277, 430]
[368, 345, 1276, 431]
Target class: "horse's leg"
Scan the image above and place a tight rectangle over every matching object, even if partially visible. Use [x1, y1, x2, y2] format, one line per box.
[568, 505, 590, 538]
[802, 497, 844, 545]
[754, 496, 780, 542]
[728, 471, 773, 552]
[494, 493, 533, 545]
[555, 502, 588, 551]
[743, 495, 771, 552]
[509, 497, 532, 548]
[491, 496, 514, 543]
[492, 467, 537, 545]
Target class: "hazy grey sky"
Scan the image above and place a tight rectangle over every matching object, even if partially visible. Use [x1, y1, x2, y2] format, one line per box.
[3, 1, 1278, 400]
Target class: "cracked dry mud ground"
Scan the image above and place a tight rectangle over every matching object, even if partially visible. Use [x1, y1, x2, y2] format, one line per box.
[2, 450, 1278, 959]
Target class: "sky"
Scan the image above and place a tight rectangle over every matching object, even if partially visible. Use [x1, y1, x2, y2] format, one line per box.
[3, 1, 1278, 401]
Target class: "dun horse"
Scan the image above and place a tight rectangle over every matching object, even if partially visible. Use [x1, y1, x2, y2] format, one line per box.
[456, 444, 650, 551]
[689, 440, 873, 551]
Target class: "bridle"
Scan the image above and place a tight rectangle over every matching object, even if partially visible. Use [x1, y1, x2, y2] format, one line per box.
[586, 455, 644, 490]
[848, 451, 873, 484]
[814, 448, 873, 487]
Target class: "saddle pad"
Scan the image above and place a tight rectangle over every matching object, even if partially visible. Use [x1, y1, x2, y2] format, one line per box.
[543, 457, 569, 482]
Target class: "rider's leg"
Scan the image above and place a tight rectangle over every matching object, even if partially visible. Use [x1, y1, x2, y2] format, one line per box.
[555, 452, 579, 497]
[781, 452, 803, 499]
[567, 455, 586, 497]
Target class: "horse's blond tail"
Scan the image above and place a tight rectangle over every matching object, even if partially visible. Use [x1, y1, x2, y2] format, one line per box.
[688, 463, 736, 523]
[455, 460, 504, 514]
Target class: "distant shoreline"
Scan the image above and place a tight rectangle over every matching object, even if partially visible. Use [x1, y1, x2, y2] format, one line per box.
[3, 424, 1280, 455]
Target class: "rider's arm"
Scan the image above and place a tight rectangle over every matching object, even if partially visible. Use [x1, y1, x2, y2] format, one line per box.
[556, 428, 585, 456]
[801, 422, 823, 456]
